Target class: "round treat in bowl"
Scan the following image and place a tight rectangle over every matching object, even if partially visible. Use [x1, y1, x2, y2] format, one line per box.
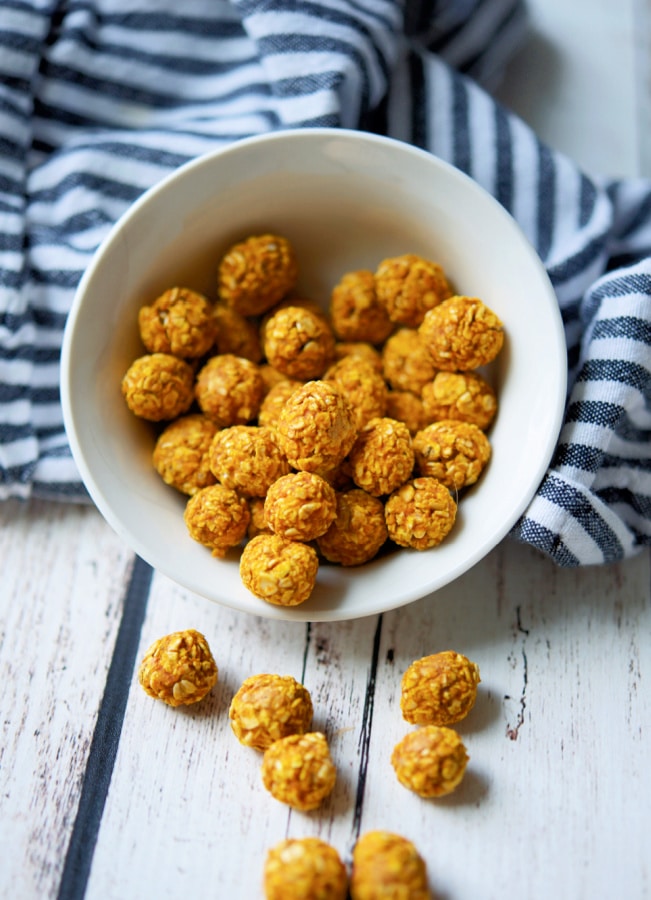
[60, 128, 566, 622]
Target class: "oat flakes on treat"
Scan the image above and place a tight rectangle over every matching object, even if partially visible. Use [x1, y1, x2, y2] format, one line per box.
[381, 326, 437, 393]
[348, 417, 415, 498]
[324, 355, 388, 430]
[208, 425, 290, 498]
[317, 488, 388, 566]
[275, 380, 357, 475]
[257, 379, 302, 429]
[400, 650, 481, 726]
[262, 305, 336, 381]
[350, 831, 431, 900]
[217, 233, 298, 317]
[261, 731, 336, 811]
[229, 673, 314, 751]
[375, 252, 452, 327]
[121, 352, 195, 421]
[264, 837, 348, 900]
[413, 420, 491, 491]
[385, 390, 427, 434]
[212, 301, 263, 362]
[194, 353, 265, 427]
[152, 414, 218, 495]
[418, 294, 504, 371]
[183, 483, 250, 557]
[138, 628, 218, 708]
[391, 725, 469, 798]
[384, 477, 457, 550]
[264, 471, 337, 541]
[330, 268, 393, 345]
[240, 533, 319, 607]
[332, 340, 383, 373]
[421, 369, 497, 431]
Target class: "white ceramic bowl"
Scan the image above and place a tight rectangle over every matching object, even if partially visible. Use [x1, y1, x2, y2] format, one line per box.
[61, 128, 567, 622]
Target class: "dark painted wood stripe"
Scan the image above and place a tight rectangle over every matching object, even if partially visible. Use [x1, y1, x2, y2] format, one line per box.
[351, 613, 383, 840]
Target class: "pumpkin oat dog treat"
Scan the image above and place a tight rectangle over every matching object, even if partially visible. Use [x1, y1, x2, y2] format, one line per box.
[261, 731, 336, 811]
[121, 353, 195, 421]
[247, 497, 272, 539]
[381, 327, 437, 394]
[138, 286, 216, 359]
[350, 831, 432, 900]
[264, 471, 337, 541]
[385, 390, 427, 435]
[212, 301, 263, 362]
[195, 352, 265, 427]
[333, 340, 383, 372]
[391, 725, 469, 798]
[152, 414, 218, 495]
[264, 837, 348, 900]
[262, 305, 336, 380]
[348, 417, 415, 497]
[184, 483, 250, 557]
[229, 673, 313, 751]
[400, 650, 481, 726]
[419, 294, 504, 371]
[385, 477, 457, 550]
[138, 629, 218, 708]
[324, 356, 388, 430]
[375, 252, 452, 327]
[413, 420, 492, 491]
[421, 369, 497, 431]
[257, 379, 302, 429]
[217, 233, 298, 317]
[330, 269, 393, 345]
[209, 425, 290, 498]
[317, 488, 388, 566]
[240, 533, 319, 607]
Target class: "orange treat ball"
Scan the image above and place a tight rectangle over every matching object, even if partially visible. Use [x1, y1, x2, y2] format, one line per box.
[152, 414, 218, 495]
[400, 650, 481, 726]
[183, 483, 250, 557]
[332, 340, 383, 372]
[209, 425, 290, 498]
[264, 471, 337, 541]
[385, 390, 427, 434]
[217, 233, 298, 316]
[351, 831, 431, 900]
[262, 305, 335, 380]
[261, 732, 336, 811]
[138, 286, 216, 358]
[348, 417, 415, 497]
[264, 837, 348, 900]
[385, 477, 457, 550]
[330, 269, 393, 344]
[391, 725, 469, 798]
[195, 353, 265, 427]
[257, 379, 302, 429]
[212, 301, 263, 362]
[413, 420, 491, 490]
[258, 363, 291, 395]
[375, 253, 452, 327]
[317, 489, 388, 566]
[240, 533, 319, 607]
[324, 356, 388, 430]
[229, 673, 314, 751]
[247, 497, 272, 539]
[381, 327, 437, 393]
[418, 295, 504, 370]
[275, 380, 357, 475]
[138, 629, 218, 708]
[121, 353, 195, 421]
[421, 370, 498, 431]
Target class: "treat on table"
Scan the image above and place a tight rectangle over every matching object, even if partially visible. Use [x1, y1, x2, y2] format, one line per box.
[381, 327, 438, 393]
[317, 488, 388, 566]
[262, 305, 336, 380]
[348, 417, 415, 497]
[375, 252, 452, 327]
[385, 389, 427, 434]
[324, 355, 388, 430]
[384, 477, 457, 550]
[183, 483, 250, 557]
[418, 295, 504, 371]
[137, 286, 216, 359]
[263, 837, 348, 900]
[194, 353, 265, 427]
[413, 420, 492, 491]
[229, 673, 314, 751]
[240, 533, 319, 606]
[391, 725, 469, 797]
[332, 340, 383, 373]
[257, 378, 302, 429]
[152, 413, 218, 495]
[212, 301, 263, 362]
[264, 471, 337, 541]
[209, 425, 290, 498]
[138, 628, 218, 708]
[261, 732, 336, 810]
[329, 268, 393, 344]
[400, 650, 481, 726]
[217, 233, 298, 316]
[247, 497, 272, 539]
[121, 352, 195, 421]
[275, 380, 357, 475]
[350, 831, 432, 900]
[421, 370, 498, 431]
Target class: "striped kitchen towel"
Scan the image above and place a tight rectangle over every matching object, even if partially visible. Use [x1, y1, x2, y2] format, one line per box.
[1, 0, 650, 566]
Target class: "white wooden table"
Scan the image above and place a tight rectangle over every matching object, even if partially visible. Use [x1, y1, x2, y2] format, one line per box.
[3, 3, 650, 898]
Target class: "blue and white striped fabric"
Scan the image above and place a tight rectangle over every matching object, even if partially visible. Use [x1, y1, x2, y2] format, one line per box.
[2, 0, 651, 567]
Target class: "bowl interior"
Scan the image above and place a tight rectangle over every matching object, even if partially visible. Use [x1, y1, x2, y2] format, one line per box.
[61, 129, 567, 621]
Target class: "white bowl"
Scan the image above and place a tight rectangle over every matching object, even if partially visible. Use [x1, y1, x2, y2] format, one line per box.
[61, 128, 567, 622]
